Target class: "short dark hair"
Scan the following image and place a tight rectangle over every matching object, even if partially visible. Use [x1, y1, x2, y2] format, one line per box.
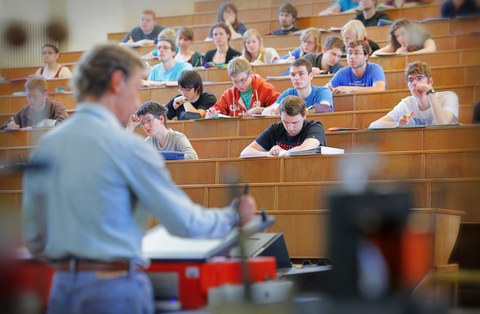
[291, 58, 312, 74]
[279, 95, 307, 117]
[473, 101, 480, 124]
[209, 22, 232, 41]
[347, 39, 371, 57]
[42, 43, 59, 53]
[157, 36, 176, 54]
[71, 44, 144, 102]
[135, 101, 168, 127]
[179, 70, 203, 94]
[279, 3, 298, 20]
[324, 35, 345, 51]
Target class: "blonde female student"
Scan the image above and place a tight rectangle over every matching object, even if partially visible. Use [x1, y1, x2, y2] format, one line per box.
[242, 29, 280, 65]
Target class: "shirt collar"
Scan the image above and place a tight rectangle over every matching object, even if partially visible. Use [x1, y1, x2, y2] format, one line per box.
[76, 102, 123, 129]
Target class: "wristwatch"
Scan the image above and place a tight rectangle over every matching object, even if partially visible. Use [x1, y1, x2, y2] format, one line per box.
[426, 88, 435, 95]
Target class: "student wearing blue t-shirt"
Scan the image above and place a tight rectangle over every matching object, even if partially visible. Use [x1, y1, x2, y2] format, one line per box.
[327, 39, 386, 94]
[146, 37, 192, 83]
[264, 59, 333, 115]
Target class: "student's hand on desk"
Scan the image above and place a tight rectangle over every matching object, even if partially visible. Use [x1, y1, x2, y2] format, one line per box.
[396, 46, 408, 54]
[331, 86, 350, 94]
[245, 106, 263, 116]
[312, 67, 324, 76]
[6, 121, 20, 130]
[268, 145, 285, 156]
[237, 195, 257, 226]
[205, 107, 219, 117]
[173, 96, 186, 109]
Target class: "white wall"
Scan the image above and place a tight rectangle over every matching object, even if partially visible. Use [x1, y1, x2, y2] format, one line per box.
[0, 0, 195, 67]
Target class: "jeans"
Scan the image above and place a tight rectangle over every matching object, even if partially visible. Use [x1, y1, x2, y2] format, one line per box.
[47, 266, 153, 314]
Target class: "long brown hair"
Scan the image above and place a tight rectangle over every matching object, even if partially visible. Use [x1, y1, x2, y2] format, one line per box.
[216, 2, 241, 30]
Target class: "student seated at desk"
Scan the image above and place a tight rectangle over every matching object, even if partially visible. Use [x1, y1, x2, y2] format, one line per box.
[240, 96, 326, 157]
[354, 0, 391, 27]
[0, 76, 68, 130]
[369, 61, 458, 128]
[373, 19, 436, 56]
[264, 59, 333, 116]
[166, 70, 216, 120]
[327, 39, 386, 94]
[278, 27, 321, 63]
[341, 20, 380, 55]
[205, 57, 279, 117]
[128, 101, 198, 159]
[283, 35, 345, 76]
[203, 22, 241, 68]
[143, 27, 203, 67]
[35, 44, 72, 79]
[242, 29, 280, 65]
[271, 3, 301, 35]
[144, 37, 192, 84]
[120, 9, 164, 45]
[205, 2, 247, 41]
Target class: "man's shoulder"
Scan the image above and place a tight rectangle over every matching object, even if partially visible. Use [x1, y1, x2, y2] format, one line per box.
[366, 62, 384, 72]
[280, 88, 297, 96]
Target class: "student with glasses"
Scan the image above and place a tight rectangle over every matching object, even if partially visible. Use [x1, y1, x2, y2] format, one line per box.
[165, 70, 216, 120]
[35, 44, 72, 79]
[127, 101, 199, 159]
[369, 61, 458, 128]
[205, 57, 279, 117]
[278, 27, 321, 63]
[327, 39, 386, 94]
[145, 37, 192, 83]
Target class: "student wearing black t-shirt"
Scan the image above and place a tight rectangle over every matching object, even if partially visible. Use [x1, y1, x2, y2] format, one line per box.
[240, 96, 326, 157]
[355, 0, 390, 27]
[166, 70, 216, 120]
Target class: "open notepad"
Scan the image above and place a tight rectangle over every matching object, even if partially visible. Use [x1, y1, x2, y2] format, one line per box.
[205, 113, 233, 119]
[240, 146, 345, 158]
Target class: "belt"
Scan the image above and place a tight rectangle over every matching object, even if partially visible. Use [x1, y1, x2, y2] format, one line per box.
[51, 259, 143, 272]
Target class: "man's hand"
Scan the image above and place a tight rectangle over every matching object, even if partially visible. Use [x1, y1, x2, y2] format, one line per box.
[268, 145, 285, 156]
[399, 112, 414, 126]
[173, 96, 186, 109]
[311, 67, 324, 76]
[414, 82, 433, 96]
[6, 120, 20, 130]
[237, 195, 257, 226]
[331, 86, 350, 94]
[396, 46, 408, 54]
[205, 107, 219, 117]
[127, 115, 141, 131]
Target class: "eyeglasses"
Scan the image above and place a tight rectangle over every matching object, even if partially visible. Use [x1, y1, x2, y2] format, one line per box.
[178, 87, 193, 92]
[139, 117, 156, 128]
[231, 74, 250, 85]
[406, 75, 427, 83]
[347, 51, 365, 56]
[42, 51, 57, 55]
[157, 45, 172, 51]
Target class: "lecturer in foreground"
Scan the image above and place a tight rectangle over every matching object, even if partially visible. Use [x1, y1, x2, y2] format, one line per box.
[240, 95, 326, 157]
[22, 44, 256, 314]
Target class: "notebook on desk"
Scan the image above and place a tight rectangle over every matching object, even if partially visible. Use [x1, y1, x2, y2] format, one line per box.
[160, 151, 185, 160]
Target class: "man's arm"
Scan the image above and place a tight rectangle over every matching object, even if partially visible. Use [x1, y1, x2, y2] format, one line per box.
[332, 81, 386, 94]
[51, 102, 68, 123]
[429, 91, 457, 124]
[287, 138, 320, 153]
[175, 134, 199, 160]
[369, 114, 401, 128]
[240, 141, 270, 157]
